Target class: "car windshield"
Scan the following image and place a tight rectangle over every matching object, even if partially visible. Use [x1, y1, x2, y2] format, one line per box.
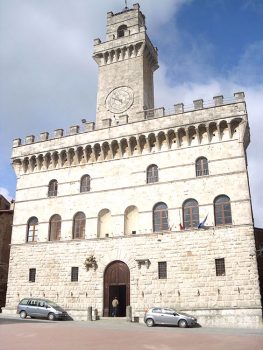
[46, 300, 59, 307]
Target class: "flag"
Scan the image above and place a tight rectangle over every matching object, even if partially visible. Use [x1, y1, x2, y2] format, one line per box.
[198, 214, 208, 229]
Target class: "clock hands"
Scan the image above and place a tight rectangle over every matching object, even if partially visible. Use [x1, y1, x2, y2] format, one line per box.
[112, 95, 123, 104]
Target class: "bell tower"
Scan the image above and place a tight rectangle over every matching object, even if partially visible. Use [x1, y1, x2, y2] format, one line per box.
[93, 3, 158, 129]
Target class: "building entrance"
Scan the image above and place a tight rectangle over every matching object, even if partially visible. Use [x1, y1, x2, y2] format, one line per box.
[103, 261, 130, 317]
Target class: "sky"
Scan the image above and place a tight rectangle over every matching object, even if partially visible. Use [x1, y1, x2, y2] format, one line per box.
[0, 0, 262, 226]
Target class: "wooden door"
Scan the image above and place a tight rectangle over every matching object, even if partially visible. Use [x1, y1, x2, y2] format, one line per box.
[103, 261, 130, 316]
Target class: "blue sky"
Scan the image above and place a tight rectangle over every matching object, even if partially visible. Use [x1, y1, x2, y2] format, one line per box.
[0, 0, 262, 225]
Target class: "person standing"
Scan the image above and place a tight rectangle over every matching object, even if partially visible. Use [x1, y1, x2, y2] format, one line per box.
[112, 297, 119, 317]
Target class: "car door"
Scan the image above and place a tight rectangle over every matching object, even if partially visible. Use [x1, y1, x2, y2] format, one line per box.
[151, 308, 163, 324]
[162, 309, 178, 325]
[27, 299, 39, 317]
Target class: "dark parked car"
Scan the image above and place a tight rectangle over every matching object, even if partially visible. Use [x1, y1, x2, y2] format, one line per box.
[17, 298, 69, 321]
[144, 307, 197, 328]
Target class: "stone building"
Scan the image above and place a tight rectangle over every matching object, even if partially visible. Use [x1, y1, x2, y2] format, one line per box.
[0, 195, 13, 309]
[4, 4, 262, 327]
[254, 228, 263, 308]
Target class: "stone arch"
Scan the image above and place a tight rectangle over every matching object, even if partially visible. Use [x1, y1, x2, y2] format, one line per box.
[168, 129, 177, 149]
[94, 143, 101, 161]
[120, 138, 129, 157]
[188, 126, 198, 146]
[230, 118, 242, 138]
[111, 140, 120, 159]
[198, 124, 208, 144]
[85, 145, 93, 163]
[148, 133, 156, 152]
[178, 128, 187, 147]
[102, 142, 111, 160]
[124, 206, 138, 235]
[98, 209, 112, 238]
[103, 260, 130, 317]
[219, 120, 228, 141]
[129, 136, 138, 156]
[139, 135, 147, 154]
[29, 156, 37, 172]
[157, 131, 167, 150]
[22, 157, 29, 173]
[208, 122, 219, 143]
[117, 24, 127, 38]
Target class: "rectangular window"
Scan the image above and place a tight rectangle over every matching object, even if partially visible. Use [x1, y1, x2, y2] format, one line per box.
[71, 267, 79, 282]
[215, 258, 225, 276]
[158, 262, 167, 279]
[29, 268, 36, 282]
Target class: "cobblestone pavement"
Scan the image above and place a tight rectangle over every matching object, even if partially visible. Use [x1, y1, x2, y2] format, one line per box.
[0, 316, 262, 350]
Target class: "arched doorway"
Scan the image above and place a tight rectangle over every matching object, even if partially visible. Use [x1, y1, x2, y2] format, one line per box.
[103, 261, 130, 317]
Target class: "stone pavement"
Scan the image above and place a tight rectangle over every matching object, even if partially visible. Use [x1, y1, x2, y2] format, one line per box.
[0, 315, 262, 350]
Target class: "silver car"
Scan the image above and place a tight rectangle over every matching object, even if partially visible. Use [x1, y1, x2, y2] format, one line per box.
[144, 307, 197, 328]
[17, 298, 69, 321]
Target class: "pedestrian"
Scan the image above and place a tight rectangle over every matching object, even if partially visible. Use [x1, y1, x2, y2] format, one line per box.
[112, 296, 119, 317]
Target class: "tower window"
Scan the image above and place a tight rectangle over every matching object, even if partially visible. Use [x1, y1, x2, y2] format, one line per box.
[147, 164, 159, 183]
[48, 179, 58, 197]
[183, 199, 199, 229]
[72, 212, 86, 239]
[71, 267, 79, 282]
[215, 258, 225, 276]
[158, 262, 167, 279]
[117, 25, 128, 38]
[196, 157, 209, 176]
[214, 195, 232, 226]
[29, 268, 36, 282]
[80, 175, 91, 193]
[49, 214, 61, 241]
[153, 202, 169, 232]
[27, 217, 38, 242]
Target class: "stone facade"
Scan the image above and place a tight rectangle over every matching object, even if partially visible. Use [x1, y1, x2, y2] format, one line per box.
[4, 4, 262, 327]
[0, 195, 13, 309]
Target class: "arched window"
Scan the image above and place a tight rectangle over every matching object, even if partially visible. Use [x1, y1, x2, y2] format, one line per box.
[196, 157, 209, 176]
[48, 179, 58, 197]
[73, 212, 86, 239]
[117, 25, 127, 38]
[153, 202, 169, 232]
[214, 195, 232, 226]
[27, 217, 38, 242]
[183, 199, 199, 229]
[49, 214, 61, 241]
[80, 175, 91, 193]
[147, 164, 159, 183]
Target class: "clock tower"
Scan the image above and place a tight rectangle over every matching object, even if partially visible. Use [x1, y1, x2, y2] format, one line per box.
[93, 3, 158, 129]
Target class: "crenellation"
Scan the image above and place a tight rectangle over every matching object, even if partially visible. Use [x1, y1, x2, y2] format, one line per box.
[25, 135, 35, 144]
[13, 138, 21, 147]
[193, 99, 204, 110]
[213, 95, 224, 106]
[54, 128, 64, 138]
[40, 132, 49, 141]
[69, 125, 80, 135]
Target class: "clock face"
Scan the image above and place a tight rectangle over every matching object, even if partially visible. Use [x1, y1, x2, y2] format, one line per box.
[106, 86, 134, 114]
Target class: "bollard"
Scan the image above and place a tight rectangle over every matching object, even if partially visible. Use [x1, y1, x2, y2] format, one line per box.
[87, 306, 92, 321]
[126, 305, 132, 322]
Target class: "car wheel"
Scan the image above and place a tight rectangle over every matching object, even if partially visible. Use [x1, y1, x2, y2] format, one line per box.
[48, 313, 56, 321]
[20, 310, 27, 319]
[146, 318, 154, 327]
[178, 319, 188, 328]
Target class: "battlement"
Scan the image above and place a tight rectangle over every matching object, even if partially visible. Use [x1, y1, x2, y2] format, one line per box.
[12, 92, 246, 149]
